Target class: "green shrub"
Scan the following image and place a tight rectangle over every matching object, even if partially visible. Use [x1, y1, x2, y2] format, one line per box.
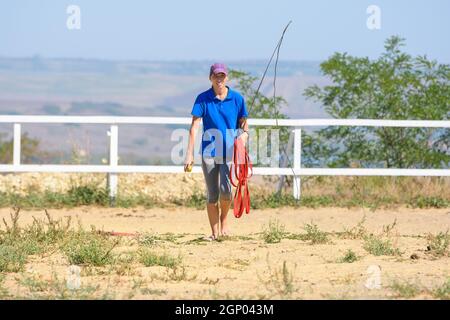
[426, 231, 449, 257]
[363, 235, 401, 256]
[338, 249, 358, 263]
[68, 185, 109, 206]
[303, 222, 329, 244]
[261, 219, 286, 244]
[62, 231, 117, 266]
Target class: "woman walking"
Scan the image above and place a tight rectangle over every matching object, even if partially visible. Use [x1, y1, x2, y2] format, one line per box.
[184, 63, 249, 240]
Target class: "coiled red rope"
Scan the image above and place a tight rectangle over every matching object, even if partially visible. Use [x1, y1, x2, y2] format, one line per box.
[229, 137, 253, 218]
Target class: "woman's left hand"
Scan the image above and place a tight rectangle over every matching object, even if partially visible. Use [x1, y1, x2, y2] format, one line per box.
[239, 131, 248, 146]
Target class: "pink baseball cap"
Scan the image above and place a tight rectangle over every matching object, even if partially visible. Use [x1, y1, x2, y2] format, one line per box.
[210, 63, 228, 76]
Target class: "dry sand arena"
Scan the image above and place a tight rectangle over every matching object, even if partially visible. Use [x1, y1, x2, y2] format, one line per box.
[0, 205, 449, 299]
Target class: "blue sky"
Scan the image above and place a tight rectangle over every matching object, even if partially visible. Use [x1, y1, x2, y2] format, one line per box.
[1, 0, 449, 62]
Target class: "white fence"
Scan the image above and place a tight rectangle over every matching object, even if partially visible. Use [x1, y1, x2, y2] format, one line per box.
[0, 115, 449, 200]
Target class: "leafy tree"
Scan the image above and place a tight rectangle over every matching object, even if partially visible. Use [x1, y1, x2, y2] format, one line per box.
[303, 36, 450, 168]
[229, 70, 288, 121]
[229, 69, 296, 190]
[229, 69, 290, 160]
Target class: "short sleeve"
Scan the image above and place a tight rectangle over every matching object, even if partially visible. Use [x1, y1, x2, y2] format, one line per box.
[237, 95, 248, 119]
[191, 95, 204, 117]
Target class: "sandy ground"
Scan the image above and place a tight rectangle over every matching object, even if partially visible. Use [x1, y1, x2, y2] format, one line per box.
[0, 206, 449, 299]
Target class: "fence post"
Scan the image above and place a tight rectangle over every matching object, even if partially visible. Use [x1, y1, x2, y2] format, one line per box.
[13, 123, 21, 166]
[107, 125, 118, 205]
[293, 128, 301, 200]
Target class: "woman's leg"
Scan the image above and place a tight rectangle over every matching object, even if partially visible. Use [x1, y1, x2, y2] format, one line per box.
[201, 157, 220, 239]
[219, 160, 233, 236]
[207, 204, 220, 239]
[219, 199, 231, 236]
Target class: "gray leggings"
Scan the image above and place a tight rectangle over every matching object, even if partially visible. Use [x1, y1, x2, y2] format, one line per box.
[201, 157, 232, 203]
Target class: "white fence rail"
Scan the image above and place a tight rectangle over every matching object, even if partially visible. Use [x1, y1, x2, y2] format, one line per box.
[1, 115, 449, 201]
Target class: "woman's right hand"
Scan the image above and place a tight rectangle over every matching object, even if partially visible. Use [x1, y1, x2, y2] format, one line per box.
[184, 153, 194, 172]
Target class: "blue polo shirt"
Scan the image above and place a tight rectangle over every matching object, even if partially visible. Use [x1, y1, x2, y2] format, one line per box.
[191, 86, 248, 159]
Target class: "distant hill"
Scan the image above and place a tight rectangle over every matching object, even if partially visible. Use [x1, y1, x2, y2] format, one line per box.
[0, 56, 322, 77]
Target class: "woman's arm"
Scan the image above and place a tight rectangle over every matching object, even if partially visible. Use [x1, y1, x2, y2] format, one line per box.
[238, 117, 249, 145]
[184, 116, 201, 171]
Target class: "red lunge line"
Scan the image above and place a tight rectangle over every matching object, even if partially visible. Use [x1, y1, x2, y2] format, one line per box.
[229, 137, 253, 218]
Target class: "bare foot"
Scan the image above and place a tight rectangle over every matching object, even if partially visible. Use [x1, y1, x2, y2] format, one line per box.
[220, 227, 232, 237]
[203, 235, 217, 242]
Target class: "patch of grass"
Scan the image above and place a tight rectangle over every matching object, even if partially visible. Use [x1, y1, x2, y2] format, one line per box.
[362, 221, 401, 256]
[1, 207, 21, 237]
[259, 258, 297, 299]
[183, 236, 208, 245]
[302, 222, 329, 244]
[0, 187, 109, 209]
[0, 244, 27, 272]
[148, 265, 196, 283]
[0, 189, 155, 210]
[219, 235, 254, 241]
[23, 210, 72, 254]
[285, 223, 330, 244]
[17, 272, 101, 300]
[338, 249, 359, 263]
[426, 231, 449, 257]
[0, 192, 55, 209]
[363, 234, 401, 256]
[299, 195, 334, 208]
[140, 288, 167, 296]
[160, 233, 184, 243]
[138, 249, 182, 268]
[2, 175, 448, 210]
[19, 274, 50, 293]
[338, 216, 368, 239]
[0, 209, 27, 272]
[115, 194, 156, 209]
[389, 280, 421, 299]
[381, 219, 398, 237]
[62, 230, 118, 266]
[0, 208, 74, 272]
[67, 185, 109, 206]
[261, 219, 286, 244]
[432, 278, 450, 300]
[109, 252, 139, 276]
[137, 233, 162, 247]
[410, 196, 450, 209]
[252, 193, 300, 209]
[142, 232, 186, 244]
[165, 265, 197, 282]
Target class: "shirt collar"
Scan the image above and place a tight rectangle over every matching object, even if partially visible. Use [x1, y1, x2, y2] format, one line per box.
[209, 86, 233, 101]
